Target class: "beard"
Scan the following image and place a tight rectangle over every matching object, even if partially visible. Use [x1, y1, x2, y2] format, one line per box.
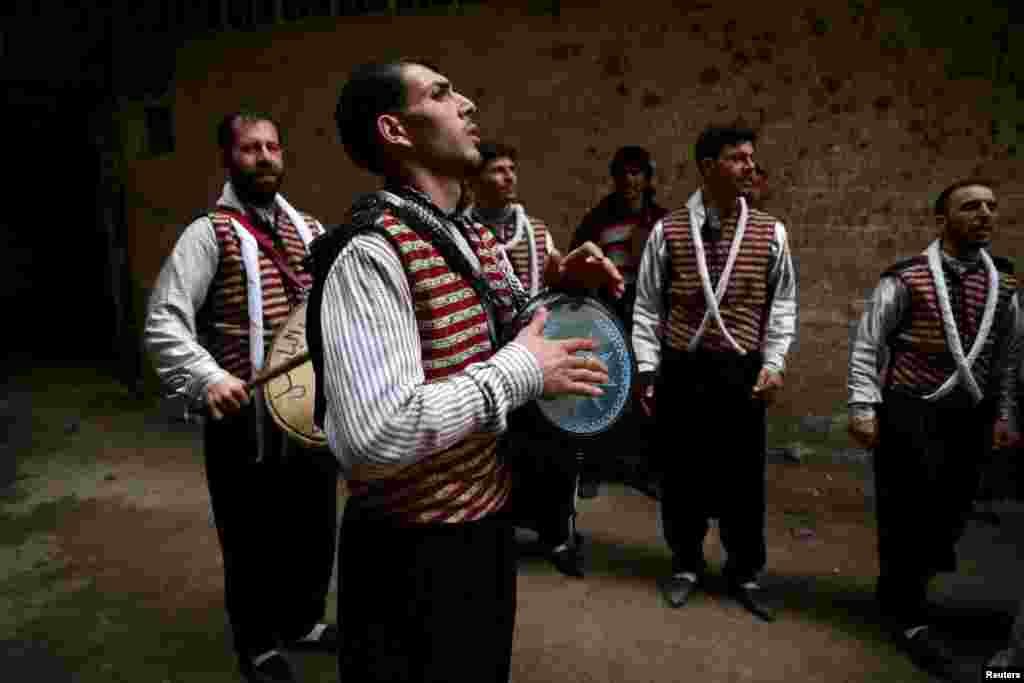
[230, 164, 284, 206]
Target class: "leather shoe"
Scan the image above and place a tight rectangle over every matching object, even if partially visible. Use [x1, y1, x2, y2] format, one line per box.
[284, 623, 338, 654]
[728, 582, 775, 622]
[550, 545, 584, 578]
[898, 628, 975, 683]
[659, 574, 698, 608]
[240, 651, 297, 683]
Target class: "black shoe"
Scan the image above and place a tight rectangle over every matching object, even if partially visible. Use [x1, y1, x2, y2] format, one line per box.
[578, 480, 599, 499]
[659, 574, 698, 608]
[240, 651, 297, 683]
[727, 581, 775, 622]
[898, 628, 975, 683]
[550, 545, 584, 578]
[284, 623, 338, 654]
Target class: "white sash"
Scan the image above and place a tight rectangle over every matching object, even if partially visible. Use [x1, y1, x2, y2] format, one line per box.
[222, 182, 316, 460]
[687, 195, 749, 354]
[495, 204, 540, 296]
[922, 239, 999, 403]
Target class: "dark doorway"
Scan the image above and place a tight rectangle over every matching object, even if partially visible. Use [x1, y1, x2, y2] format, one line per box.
[3, 86, 124, 374]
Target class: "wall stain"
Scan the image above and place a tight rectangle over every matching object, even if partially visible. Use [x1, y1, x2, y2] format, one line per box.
[731, 50, 751, 72]
[699, 66, 721, 86]
[547, 42, 584, 61]
[872, 95, 894, 113]
[821, 75, 843, 95]
[601, 54, 630, 78]
[642, 90, 663, 108]
[616, 82, 630, 97]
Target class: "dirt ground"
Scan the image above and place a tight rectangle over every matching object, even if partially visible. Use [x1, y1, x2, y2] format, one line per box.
[2, 362, 1022, 682]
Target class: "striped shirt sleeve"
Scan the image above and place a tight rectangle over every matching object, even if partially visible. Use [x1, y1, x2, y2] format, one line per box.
[319, 231, 543, 473]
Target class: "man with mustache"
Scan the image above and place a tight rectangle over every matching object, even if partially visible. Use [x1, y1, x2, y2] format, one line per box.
[467, 141, 583, 578]
[633, 125, 797, 621]
[848, 179, 1022, 682]
[306, 59, 622, 682]
[144, 112, 339, 683]
[571, 146, 669, 500]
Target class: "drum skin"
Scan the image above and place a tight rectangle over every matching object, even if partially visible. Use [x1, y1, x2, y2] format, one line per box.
[503, 291, 635, 438]
[264, 302, 329, 450]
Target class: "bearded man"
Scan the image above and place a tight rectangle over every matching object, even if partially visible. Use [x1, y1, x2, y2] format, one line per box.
[144, 112, 339, 683]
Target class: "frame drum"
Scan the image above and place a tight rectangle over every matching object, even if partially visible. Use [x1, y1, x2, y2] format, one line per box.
[502, 291, 635, 438]
[264, 301, 328, 450]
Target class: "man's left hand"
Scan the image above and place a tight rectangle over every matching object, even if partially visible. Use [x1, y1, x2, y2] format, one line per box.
[558, 241, 626, 299]
[992, 417, 1021, 451]
[751, 368, 784, 403]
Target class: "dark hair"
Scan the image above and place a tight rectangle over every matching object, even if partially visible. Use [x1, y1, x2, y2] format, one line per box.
[478, 141, 517, 166]
[334, 58, 441, 176]
[934, 177, 996, 216]
[216, 111, 283, 151]
[694, 125, 757, 171]
[610, 145, 654, 178]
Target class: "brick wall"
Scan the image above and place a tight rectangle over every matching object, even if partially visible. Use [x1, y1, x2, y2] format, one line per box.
[125, 0, 1024, 418]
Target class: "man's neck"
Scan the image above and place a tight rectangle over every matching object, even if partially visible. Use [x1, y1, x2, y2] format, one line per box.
[701, 185, 739, 218]
[616, 194, 644, 216]
[473, 201, 515, 222]
[395, 167, 462, 214]
[231, 183, 276, 213]
[940, 239, 982, 264]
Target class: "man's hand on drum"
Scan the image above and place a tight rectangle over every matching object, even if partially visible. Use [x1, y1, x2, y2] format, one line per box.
[515, 306, 610, 398]
[206, 375, 250, 420]
[557, 241, 626, 299]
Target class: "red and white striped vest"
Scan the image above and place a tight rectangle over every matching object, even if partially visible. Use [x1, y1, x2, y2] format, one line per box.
[346, 210, 520, 524]
[662, 206, 776, 354]
[884, 255, 1016, 398]
[201, 210, 321, 379]
[481, 214, 550, 292]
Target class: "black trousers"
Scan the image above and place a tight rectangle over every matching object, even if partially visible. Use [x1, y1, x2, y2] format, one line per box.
[203, 405, 339, 659]
[337, 504, 517, 683]
[657, 348, 767, 582]
[873, 388, 989, 630]
[501, 410, 577, 547]
[579, 284, 659, 488]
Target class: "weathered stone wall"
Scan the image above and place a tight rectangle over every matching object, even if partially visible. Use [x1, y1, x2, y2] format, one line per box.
[126, 0, 1024, 419]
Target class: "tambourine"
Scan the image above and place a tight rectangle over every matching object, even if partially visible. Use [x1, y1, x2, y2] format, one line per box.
[501, 291, 635, 438]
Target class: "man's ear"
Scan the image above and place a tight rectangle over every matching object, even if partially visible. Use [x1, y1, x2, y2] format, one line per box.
[378, 113, 412, 149]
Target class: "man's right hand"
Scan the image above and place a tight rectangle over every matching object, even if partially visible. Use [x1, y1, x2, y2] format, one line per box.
[206, 375, 250, 420]
[847, 413, 879, 449]
[635, 371, 657, 418]
[514, 307, 610, 398]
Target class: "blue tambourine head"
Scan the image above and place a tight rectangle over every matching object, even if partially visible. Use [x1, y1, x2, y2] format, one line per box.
[509, 292, 634, 438]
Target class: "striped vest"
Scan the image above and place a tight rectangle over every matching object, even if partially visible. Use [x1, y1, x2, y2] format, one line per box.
[662, 206, 776, 354]
[483, 214, 550, 292]
[884, 255, 1016, 398]
[346, 210, 520, 525]
[201, 210, 321, 379]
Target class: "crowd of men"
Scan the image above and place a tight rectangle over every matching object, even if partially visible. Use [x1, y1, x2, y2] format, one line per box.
[142, 57, 1022, 683]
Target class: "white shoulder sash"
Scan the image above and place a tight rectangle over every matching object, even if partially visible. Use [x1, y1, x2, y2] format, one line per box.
[922, 239, 999, 402]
